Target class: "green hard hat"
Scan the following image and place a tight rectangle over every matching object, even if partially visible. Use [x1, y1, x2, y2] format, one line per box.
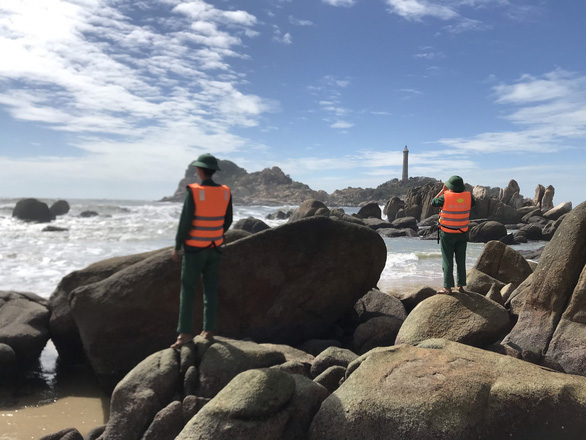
[445, 175, 465, 192]
[191, 153, 221, 171]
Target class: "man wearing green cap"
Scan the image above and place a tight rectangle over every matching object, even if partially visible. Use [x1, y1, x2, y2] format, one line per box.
[432, 175, 475, 294]
[171, 153, 233, 348]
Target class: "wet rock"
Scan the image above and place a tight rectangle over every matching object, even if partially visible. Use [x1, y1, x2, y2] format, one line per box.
[288, 199, 329, 222]
[49, 200, 70, 216]
[39, 428, 83, 440]
[232, 217, 271, 234]
[356, 202, 381, 219]
[12, 198, 55, 223]
[0, 291, 50, 364]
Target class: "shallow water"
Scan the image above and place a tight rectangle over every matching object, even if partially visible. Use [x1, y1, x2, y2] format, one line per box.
[0, 342, 109, 440]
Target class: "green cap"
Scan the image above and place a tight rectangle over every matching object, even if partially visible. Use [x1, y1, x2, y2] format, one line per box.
[191, 153, 221, 171]
[445, 175, 465, 192]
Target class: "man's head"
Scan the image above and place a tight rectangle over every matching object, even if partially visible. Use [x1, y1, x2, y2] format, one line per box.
[191, 153, 221, 178]
[445, 175, 465, 192]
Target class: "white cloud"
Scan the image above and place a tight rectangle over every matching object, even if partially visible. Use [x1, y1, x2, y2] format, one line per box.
[385, 0, 459, 21]
[437, 70, 586, 153]
[331, 121, 354, 129]
[289, 16, 314, 26]
[322, 0, 356, 7]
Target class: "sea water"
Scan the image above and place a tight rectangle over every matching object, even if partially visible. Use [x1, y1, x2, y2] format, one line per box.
[0, 198, 543, 298]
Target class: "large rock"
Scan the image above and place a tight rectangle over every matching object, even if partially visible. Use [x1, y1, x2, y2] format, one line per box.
[543, 201, 572, 220]
[541, 185, 555, 212]
[99, 349, 179, 440]
[505, 201, 586, 367]
[0, 291, 50, 363]
[473, 240, 533, 288]
[353, 289, 407, 323]
[196, 338, 287, 398]
[177, 369, 329, 440]
[353, 316, 403, 355]
[308, 340, 586, 440]
[470, 186, 490, 219]
[70, 216, 386, 381]
[383, 196, 403, 222]
[12, 198, 55, 223]
[465, 268, 506, 296]
[546, 264, 586, 375]
[288, 199, 329, 222]
[356, 202, 381, 219]
[395, 291, 511, 348]
[232, 217, 271, 234]
[403, 182, 443, 221]
[49, 200, 70, 216]
[500, 179, 520, 206]
[468, 221, 507, 243]
[533, 184, 545, 207]
[487, 199, 523, 224]
[48, 249, 165, 364]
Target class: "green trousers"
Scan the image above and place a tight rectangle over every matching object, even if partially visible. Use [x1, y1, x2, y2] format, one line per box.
[177, 248, 221, 334]
[440, 230, 468, 288]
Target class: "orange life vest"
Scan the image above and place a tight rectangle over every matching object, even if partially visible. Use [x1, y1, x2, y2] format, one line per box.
[439, 190, 471, 233]
[185, 183, 231, 248]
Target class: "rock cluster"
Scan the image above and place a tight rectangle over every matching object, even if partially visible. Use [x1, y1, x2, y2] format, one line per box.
[35, 200, 586, 440]
[377, 179, 572, 244]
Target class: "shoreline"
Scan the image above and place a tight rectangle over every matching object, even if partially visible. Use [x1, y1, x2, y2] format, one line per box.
[0, 342, 109, 440]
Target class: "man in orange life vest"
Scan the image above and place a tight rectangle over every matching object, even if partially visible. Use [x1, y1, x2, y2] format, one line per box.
[431, 175, 475, 294]
[170, 153, 233, 348]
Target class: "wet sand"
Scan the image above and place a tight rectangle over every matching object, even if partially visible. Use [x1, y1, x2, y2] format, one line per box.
[0, 342, 109, 439]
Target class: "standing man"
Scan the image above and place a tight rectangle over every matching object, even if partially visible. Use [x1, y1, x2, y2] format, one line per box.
[171, 153, 232, 348]
[432, 175, 475, 294]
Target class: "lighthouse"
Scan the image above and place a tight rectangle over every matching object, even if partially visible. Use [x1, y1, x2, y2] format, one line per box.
[402, 145, 409, 182]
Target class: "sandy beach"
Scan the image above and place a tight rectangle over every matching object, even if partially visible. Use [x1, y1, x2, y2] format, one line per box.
[0, 342, 109, 440]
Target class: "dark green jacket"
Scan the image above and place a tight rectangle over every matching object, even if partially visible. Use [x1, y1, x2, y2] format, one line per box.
[174, 179, 233, 251]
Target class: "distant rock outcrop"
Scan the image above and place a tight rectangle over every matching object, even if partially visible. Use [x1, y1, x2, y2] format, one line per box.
[162, 159, 437, 206]
[12, 198, 55, 223]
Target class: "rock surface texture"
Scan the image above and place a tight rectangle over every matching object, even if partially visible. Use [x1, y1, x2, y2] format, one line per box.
[69, 216, 386, 382]
[309, 340, 586, 440]
[505, 201, 586, 374]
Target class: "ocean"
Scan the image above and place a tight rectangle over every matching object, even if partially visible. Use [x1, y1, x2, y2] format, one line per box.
[0, 198, 545, 298]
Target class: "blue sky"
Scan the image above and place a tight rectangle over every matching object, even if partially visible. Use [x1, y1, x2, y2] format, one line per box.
[1, 0, 585, 206]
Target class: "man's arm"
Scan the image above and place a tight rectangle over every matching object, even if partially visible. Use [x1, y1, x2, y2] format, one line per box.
[223, 195, 233, 232]
[175, 188, 195, 250]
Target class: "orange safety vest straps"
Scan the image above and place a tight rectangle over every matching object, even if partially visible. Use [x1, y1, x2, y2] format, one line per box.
[185, 183, 231, 248]
[439, 190, 471, 233]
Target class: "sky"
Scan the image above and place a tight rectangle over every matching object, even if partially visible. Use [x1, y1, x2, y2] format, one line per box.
[1, 0, 585, 206]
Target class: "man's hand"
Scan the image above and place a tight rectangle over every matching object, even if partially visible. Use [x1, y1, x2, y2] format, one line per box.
[434, 184, 448, 199]
[171, 249, 181, 262]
